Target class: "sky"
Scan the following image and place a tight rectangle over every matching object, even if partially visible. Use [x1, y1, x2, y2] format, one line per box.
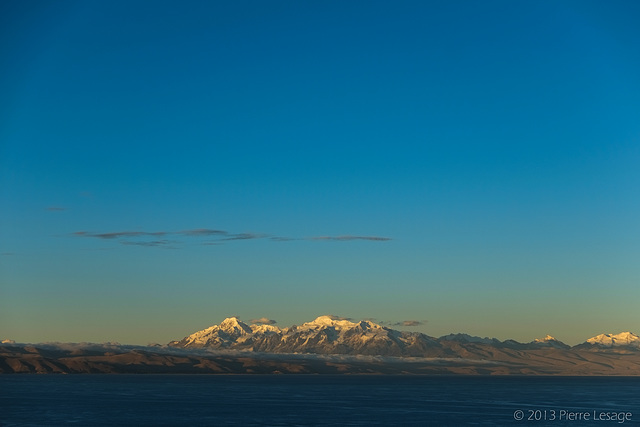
[1, 1, 639, 346]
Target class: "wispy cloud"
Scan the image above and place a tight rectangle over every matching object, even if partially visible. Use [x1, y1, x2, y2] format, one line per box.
[74, 231, 168, 240]
[387, 320, 425, 327]
[120, 240, 177, 248]
[46, 206, 67, 211]
[270, 236, 299, 242]
[325, 315, 354, 321]
[181, 229, 227, 237]
[73, 228, 391, 248]
[374, 319, 426, 327]
[308, 235, 392, 241]
[222, 233, 268, 241]
[250, 317, 277, 325]
[400, 320, 424, 327]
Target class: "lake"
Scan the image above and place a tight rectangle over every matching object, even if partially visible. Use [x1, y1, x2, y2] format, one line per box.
[1, 375, 638, 426]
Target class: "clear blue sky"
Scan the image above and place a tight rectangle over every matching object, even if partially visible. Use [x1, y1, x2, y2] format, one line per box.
[1, 1, 639, 345]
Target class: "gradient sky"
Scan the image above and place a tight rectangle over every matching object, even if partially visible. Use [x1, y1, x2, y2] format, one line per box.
[1, 1, 639, 346]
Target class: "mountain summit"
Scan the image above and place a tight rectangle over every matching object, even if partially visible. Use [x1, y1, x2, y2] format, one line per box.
[177, 317, 277, 347]
[218, 317, 253, 336]
[585, 332, 640, 348]
[531, 335, 570, 349]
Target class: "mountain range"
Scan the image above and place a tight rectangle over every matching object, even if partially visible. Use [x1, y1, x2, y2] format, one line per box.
[168, 315, 639, 355]
[2, 316, 639, 375]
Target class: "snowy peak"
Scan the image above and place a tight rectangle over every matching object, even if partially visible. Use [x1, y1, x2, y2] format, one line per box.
[535, 335, 557, 342]
[586, 332, 640, 348]
[299, 316, 388, 334]
[173, 317, 254, 347]
[355, 320, 384, 331]
[219, 317, 252, 336]
[531, 335, 569, 349]
[303, 315, 357, 329]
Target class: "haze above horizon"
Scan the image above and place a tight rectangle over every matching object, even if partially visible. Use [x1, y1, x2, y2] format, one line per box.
[1, 1, 639, 346]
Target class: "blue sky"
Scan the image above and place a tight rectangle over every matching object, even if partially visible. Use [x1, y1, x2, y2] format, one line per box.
[1, 1, 639, 345]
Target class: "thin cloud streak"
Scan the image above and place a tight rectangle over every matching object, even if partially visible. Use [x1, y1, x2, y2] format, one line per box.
[46, 206, 67, 211]
[376, 319, 426, 327]
[269, 236, 299, 242]
[181, 229, 228, 237]
[222, 233, 268, 241]
[308, 235, 392, 241]
[120, 240, 177, 248]
[397, 320, 424, 327]
[74, 231, 168, 239]
[250, 317, 277, 325]
[73, 229, 392, 247]
[324, 315, 354, 321]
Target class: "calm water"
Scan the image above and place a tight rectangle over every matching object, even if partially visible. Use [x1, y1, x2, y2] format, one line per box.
[1, 375, 638, 426]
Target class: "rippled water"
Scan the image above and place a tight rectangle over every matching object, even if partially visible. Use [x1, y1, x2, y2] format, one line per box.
[1, 375, 638, 426]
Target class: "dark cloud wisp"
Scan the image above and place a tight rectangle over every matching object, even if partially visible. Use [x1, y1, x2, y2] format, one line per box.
[73, 229, 391, 247]
[120, 240, 177, 248]
[77, 231, 168, 240]
[308, 235, 392, 242]
[391, 320, 424, 327]
[222, 233, 268, 241]
[181, 229, 228, 237]
[374, 319, 426, 327]
[250, 317, 277, 325]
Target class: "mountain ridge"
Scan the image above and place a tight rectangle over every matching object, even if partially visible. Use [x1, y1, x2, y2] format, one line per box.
[168, 315, 638, 355]
[2, 317, 639, 374]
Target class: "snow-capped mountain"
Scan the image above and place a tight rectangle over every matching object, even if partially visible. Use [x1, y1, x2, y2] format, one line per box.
[530, 335, 570, 349]
[176, 317, 258, 347]
[169, 316, 638, 357]
[170, 315, 441, 356]
[584, 332, 640, 349]
[4, 319, 639, 375]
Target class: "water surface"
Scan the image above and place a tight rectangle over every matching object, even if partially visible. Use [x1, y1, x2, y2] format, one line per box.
[1, 375, 638, 426]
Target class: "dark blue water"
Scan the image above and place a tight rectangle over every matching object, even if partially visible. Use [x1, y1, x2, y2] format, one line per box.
[1, 375, 638, 426]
